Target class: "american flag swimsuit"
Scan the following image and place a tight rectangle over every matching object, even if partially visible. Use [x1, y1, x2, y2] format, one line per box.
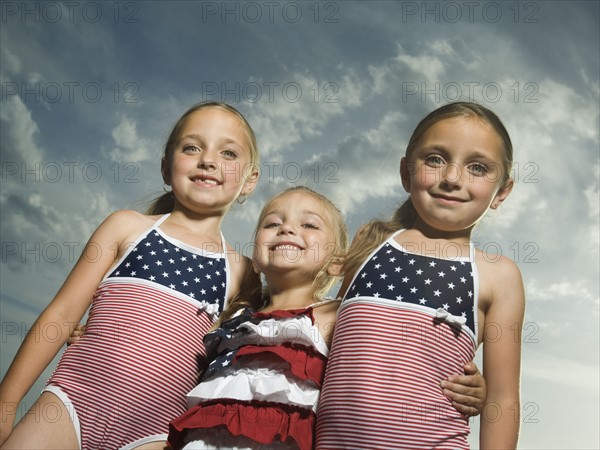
[44, 214, 229, 449]
[316, 230, 478, 449]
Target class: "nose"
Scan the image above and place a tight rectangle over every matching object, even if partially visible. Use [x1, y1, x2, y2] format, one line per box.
[440, 162, 462, 190]
[197, 149, 217, 171]
[277, 221, 296, 235]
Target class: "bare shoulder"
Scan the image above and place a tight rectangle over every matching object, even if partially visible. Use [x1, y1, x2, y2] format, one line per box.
[224, 248, 259, 301]
[312, 300, 341, 346]
[475, 251, 523, 284]
[314, 299, 342, 314]
[476, 250, 525, 314]
[103, 209, 155, 228]
[312, 299, 341, 325]
[225, 246, 253, 274]
[92, 210, 158, 253]
[95, 210, 151, 236]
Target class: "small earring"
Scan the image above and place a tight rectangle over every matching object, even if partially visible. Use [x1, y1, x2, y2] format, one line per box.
[237, 195, 247, 204]
[163, 184, 172, 193]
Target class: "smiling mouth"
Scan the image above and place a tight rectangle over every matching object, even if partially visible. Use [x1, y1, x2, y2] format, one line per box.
[431, 194, 466, 203]
[271, 244, 303, 251]
[191, 176, 220, 186]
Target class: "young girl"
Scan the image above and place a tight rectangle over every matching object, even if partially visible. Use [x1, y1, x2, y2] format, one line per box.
[0, 102, 260, 450]
[167, 186, 349, 450]
[316, 102, 525, 449]
[167, 186, 488, 450]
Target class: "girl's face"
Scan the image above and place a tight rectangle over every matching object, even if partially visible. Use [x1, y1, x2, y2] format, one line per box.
[401, 117, 513, 234]
[163, 108, 258, 216]
[254, 192, 337, 281]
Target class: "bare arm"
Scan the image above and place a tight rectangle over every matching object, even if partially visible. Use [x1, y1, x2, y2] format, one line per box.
[479, 257, 525, 449]
[0, 210, 139, 444]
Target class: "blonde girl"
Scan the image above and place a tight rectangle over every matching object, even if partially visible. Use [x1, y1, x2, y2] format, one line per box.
[0, 102, 260, 450]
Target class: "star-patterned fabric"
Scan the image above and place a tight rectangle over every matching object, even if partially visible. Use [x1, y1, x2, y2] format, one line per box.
[346, 235, 476, 335]
[106, 218, 227, 312]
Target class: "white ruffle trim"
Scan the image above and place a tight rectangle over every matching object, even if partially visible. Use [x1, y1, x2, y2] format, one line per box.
[219, 316, 329, 357]
[186, 366, 320, 412]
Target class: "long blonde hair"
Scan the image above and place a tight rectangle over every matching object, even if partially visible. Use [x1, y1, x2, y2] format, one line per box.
[147, 101, 260, 214]
[215, 186, 348, 327]
[342, 102, 514, 278]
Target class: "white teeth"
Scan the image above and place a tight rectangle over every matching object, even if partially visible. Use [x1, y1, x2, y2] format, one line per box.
[195, 177, 218, 185]
[273, 245, 300, 250]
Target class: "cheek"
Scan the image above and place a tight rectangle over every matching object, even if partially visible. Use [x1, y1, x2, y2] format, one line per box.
[413, 167, 440, 188]
[171, 157, 193, 175]
[473, 178, 501, 197]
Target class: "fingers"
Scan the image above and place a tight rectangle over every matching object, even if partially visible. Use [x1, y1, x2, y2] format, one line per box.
[450, 400, 480, 417]
[441, 383, 483, 416]
[67, 324, 86, 346]
[462, 361, 480, 376]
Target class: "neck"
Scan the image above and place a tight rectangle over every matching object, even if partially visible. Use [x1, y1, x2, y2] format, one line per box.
[160, 206, 227, 252]
[168, 206, 225, 236]
[411, 217, 473, 245]
[262, 283, 319, 312]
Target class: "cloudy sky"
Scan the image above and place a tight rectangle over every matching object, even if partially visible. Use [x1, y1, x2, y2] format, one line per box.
[1, 1, 598, 448]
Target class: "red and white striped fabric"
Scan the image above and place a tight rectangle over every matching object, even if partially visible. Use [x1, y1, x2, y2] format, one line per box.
[46, 281, 214, 449]
[316, 297, 476, 449]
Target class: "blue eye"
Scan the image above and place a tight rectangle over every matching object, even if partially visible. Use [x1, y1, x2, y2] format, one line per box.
[183, 144, 200, 153]
[425, 155, 445, 166]
[469, 163, 488, 176]
[222, 149, 237, 159]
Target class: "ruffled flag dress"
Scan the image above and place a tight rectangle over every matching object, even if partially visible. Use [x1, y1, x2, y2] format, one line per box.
[168, 305, 331, 450]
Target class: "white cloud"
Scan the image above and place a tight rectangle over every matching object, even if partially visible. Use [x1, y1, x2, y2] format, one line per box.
[536, 79, 599, 140]
[108, 116, 153, 163]
[0, 43, 22, 77]
[248, 69, 365, 157]
[585, 163, 600, 245]
[314, 110, 408, 214]
[395, 51, 446, 81]
[0, 96, 43, 164]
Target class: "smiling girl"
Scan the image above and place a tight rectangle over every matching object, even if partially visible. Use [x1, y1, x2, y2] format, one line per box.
[0, 102, 260, 450]
[316, 102, 525, 449]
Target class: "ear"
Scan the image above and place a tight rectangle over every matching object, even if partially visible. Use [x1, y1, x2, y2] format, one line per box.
[161, 157, 171, 185]
[241, 163, 260, 196]
[490, 178, 514, 210]
[400, 157, 411, 193]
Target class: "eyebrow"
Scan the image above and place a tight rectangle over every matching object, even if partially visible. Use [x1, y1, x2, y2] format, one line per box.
[263, 209, 326, 222]
[178, 134, 242, 146]
[421, 145, 498, 163]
